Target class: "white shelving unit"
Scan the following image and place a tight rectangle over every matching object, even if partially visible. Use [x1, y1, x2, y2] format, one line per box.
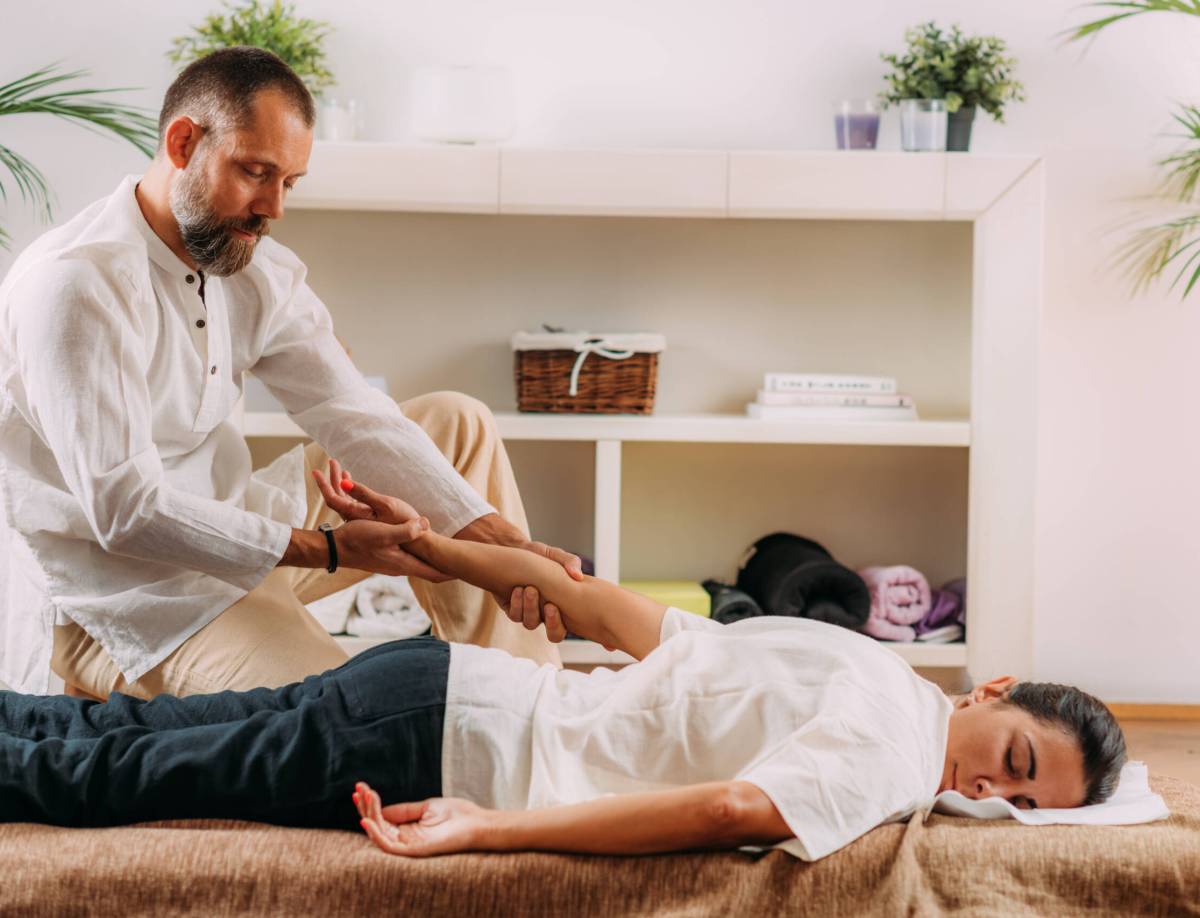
[249, 409, 972, 670]
[249, 144, 1043, 680]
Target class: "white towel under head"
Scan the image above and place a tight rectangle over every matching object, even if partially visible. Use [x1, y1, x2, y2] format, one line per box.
[932, 761, 1169, 826]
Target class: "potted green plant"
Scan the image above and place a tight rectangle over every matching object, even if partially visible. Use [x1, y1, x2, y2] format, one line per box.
[1065, 2, 1200, 298]
[880, 22, 1026, 152]
[168, 0, 335, 95]
[0, 64, 156, 249]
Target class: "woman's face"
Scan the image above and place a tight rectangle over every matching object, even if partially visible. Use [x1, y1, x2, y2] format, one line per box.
[940, 676, 1088, 810]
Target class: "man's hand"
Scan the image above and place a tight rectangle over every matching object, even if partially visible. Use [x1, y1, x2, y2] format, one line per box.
[353, 781, 493, 857]
[334, 518, 449, 581]
[501, 541, 588, 644]
[311, 459, 449, 581]
[318, 458, 584, 639]
[457, 514, 585, 642]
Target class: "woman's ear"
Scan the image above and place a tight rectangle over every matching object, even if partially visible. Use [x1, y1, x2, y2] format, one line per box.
[967, 674, 1019, 705]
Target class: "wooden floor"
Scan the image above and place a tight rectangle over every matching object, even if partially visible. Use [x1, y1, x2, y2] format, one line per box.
[1119, 718, 1200, 786]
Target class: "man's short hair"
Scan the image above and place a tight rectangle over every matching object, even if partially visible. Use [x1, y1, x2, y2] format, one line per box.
[158, 46, 315, 149]
[1004, 681, 1127, 806]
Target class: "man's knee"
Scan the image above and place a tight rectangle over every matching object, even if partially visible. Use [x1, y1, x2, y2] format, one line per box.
[402, 390, 498, 451]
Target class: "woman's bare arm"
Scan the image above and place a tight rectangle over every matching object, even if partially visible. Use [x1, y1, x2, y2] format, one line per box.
[487, 781, 792, 854]
[404, 530, 668, 660]
[353, 780, 793, 857]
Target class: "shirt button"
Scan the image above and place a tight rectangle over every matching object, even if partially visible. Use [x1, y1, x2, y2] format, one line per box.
[185, 274, 195, 284]
[210, 366, 217, 375]
[196, 319, 206, 329]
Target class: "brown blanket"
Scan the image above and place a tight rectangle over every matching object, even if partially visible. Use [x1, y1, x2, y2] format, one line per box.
[2, 776, 1197, 917]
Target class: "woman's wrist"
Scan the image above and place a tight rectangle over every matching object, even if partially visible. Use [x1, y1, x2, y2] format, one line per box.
[475, 807, 519, 851]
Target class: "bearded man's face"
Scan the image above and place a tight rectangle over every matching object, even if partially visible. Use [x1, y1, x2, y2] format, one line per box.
[168, 88, 311, 276]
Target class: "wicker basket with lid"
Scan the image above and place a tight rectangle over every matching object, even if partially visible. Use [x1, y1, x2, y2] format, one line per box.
[512, 330, 666, 414]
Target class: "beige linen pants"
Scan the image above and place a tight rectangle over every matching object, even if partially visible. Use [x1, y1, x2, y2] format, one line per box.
[51, 391, 559, 700]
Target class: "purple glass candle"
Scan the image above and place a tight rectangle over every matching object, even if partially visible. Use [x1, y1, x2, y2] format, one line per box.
[834, 100, 880, 150]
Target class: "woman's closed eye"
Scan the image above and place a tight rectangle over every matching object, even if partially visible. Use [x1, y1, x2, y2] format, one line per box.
[1006, 745, 1037, 809]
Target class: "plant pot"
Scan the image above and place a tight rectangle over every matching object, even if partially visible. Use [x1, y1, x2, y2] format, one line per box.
[947, 105, 975, 152]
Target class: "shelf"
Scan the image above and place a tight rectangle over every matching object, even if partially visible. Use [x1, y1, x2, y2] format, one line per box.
[333, 634, 967, 668]
[243, 410, 970, 447]
[287, 143, 1038, 220]
[287, 144, 498, 213]
[492, 412, 969, 447]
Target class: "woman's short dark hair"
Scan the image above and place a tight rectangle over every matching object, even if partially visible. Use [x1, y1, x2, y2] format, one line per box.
[158, 46, 315, 147]
[1005, 682, 1127, 806]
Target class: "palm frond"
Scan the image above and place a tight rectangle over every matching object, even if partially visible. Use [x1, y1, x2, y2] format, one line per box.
[0, 144, 53, 219]
[1109, 211, 1200, 296]
[0, 63, 157, 248]
[1155, 104, 1200, 201]
[1058, 1, 1200, 44]
[0, 64, 158, 157]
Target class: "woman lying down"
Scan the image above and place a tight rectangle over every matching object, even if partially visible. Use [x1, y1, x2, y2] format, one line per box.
[0, 471, 1127, 862]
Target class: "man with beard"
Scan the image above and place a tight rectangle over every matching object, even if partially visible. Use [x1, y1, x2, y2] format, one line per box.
[0, 47, 578, 700]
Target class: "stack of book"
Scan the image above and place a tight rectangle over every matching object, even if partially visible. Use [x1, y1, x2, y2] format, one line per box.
[746, 373, 918, 421]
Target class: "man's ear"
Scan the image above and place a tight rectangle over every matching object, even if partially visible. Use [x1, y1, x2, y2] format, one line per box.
[162, 116, 205, 170]
[967, 674, 1019, 705]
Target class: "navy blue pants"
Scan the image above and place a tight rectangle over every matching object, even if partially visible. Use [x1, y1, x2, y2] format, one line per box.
[0, 636, 449, 830]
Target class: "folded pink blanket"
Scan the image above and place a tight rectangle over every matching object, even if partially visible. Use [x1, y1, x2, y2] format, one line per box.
[856, 565, 932, 642]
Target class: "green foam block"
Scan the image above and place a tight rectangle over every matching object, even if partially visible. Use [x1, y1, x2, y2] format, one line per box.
[618, 580, 712, 618]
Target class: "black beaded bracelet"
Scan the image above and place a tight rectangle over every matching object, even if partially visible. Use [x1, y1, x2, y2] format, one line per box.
[318, 522, 338, 573]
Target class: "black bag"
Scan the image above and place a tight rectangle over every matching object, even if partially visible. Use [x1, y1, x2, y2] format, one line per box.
[734, 533, 870, 630]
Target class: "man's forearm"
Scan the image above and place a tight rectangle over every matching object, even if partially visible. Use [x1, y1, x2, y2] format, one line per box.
[482, 782, 790, 855]
[453, 512, 525, 547]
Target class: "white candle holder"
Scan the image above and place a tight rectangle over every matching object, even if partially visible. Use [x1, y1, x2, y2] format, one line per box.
[899, 99, 948, 152]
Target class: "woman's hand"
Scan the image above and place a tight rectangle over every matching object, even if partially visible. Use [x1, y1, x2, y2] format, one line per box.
[353, 781, 494, 857]
[313, 458, 422, 527]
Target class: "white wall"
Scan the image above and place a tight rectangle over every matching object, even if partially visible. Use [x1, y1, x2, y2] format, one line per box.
[2, 1, 1197, 702]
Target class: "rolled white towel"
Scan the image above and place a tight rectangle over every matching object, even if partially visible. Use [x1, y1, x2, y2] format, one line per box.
[347, 573, 432, 639]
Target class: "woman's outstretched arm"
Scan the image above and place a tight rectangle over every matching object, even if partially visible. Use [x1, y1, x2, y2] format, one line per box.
[312, 463, 667, 659]
[352, 780, 792, 857]
[404, 530, 668, 660]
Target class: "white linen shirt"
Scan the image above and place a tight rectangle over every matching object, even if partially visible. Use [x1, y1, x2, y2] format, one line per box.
[442, 609, 953, 861]
[0, 175, 492, 693]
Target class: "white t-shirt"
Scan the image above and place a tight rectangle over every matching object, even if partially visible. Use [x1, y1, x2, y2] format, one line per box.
[442, 607, 953, 861]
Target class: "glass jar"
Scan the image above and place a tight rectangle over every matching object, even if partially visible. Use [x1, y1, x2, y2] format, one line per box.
[833, 99, 880, 150]
[317, 97, 359, 142]
[899, 99, 947, 152]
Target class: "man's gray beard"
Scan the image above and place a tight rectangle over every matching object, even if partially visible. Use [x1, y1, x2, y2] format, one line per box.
[169, 161, 268, 277]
